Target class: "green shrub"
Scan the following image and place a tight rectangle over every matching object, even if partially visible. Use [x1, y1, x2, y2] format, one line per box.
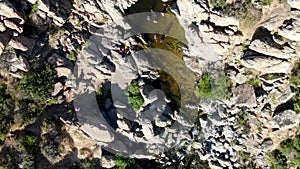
[242, 43, 249, 51]
[247, 77, 261, 88]
[0, 83, 13, 143]
[197, 73, 231, 100]
[266, 150, 287, 169]
[237, 113, 250, 134]
[290, 62, 300, 114]
[267, 136, 300, 168]
[18, 65, 57, 109]
[126, 81, 144, 111]
[261, 0, 271, 6]
[66, 51, 77, 62]
[115, 154, 135, 169]
[210, 0, 227, 8]
[197, 74, 212, 99]
[238, 151, 250, 164]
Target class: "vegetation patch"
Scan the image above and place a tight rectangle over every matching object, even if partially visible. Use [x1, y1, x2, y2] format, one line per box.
[267, 136, 300, 168]
[126, 81, 144, 111]
[247, 77, 261, 88]
[290, 62, 300, 114]
[0, 83, 13, 143]
[18, 65, 57, 112]
[115, 154, 136, 169]
[237, 112, 250, 134]
[197, 73, 232, 100]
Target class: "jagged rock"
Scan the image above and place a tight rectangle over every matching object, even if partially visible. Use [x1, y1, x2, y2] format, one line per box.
[288, 0, 300, 10]
[101, 156, 115, 168]
[290, 10, 300, 20]
[10, 56, 30, 72]
[261, 7, 290, 32]
[0, 0, 25, 24]
[241, 52, 293, 74]
[55, 67, 71, 77]
[3, 19, 23, 33]
[7, 35, 36, 53]
[233, 84, 257, 107]
[260, 138, 273, 152]
[117, 119, 131, 131]
[278, 20, 300, 41]
[26, 0, 37, 4]
[272, 110, 300, 130]
[0, 32, 10, 56]
[48, 53, 72, 66]
[249, 39, 294, 59]
[176, 0, 209, 23]
[218, 158, 232, 167]
[142, 123, 154, 140]
[0, 22, 6, 32]
[37, 0, 70, 26]
[209, 14, 239, 27]
[223, 126, 235, 141]
[52, 82, 63, 96]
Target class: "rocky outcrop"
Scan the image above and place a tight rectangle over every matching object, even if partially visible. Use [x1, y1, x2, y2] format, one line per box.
[0, 0, 300, 168]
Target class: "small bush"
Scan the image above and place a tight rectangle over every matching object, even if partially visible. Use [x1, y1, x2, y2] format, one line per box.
[237, 113, 250, 134]
[210, 0, 227, 9]
[247, 77, 261, 88]
[115, 154, 135, 169]
[197, 74, 212, 99]
[18, 65, 57, 109]
[266, 149, 287, 169]
[238, 151, 250, 164]
[126, 81, 144, 111]
[197, 73, 231, 100]
[290, 62, 300, 114]
[267, 136, 300, 168]
[261, 0, 271, 6]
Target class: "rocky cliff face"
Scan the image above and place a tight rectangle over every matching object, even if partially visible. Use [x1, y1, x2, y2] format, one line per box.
[0, 0, 300, 168]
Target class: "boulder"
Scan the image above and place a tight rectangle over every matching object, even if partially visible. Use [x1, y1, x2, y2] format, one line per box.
[52, 82, 63, 96]
[0, 0, 25, 24]
[8, 35, 36, 53]
[241, 52, 293, 74]
[233, 84, 257, 107]
[272, 110, 300, 130]
[101, 156, 115, 168]
[249, 39, 294, 59]
[288, 0, 300, 10]
[278, 20, 300, 42]
[3, 19, 23, 33]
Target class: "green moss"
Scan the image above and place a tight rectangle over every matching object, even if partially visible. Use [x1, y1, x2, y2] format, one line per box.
[267, 114, 300, 169]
